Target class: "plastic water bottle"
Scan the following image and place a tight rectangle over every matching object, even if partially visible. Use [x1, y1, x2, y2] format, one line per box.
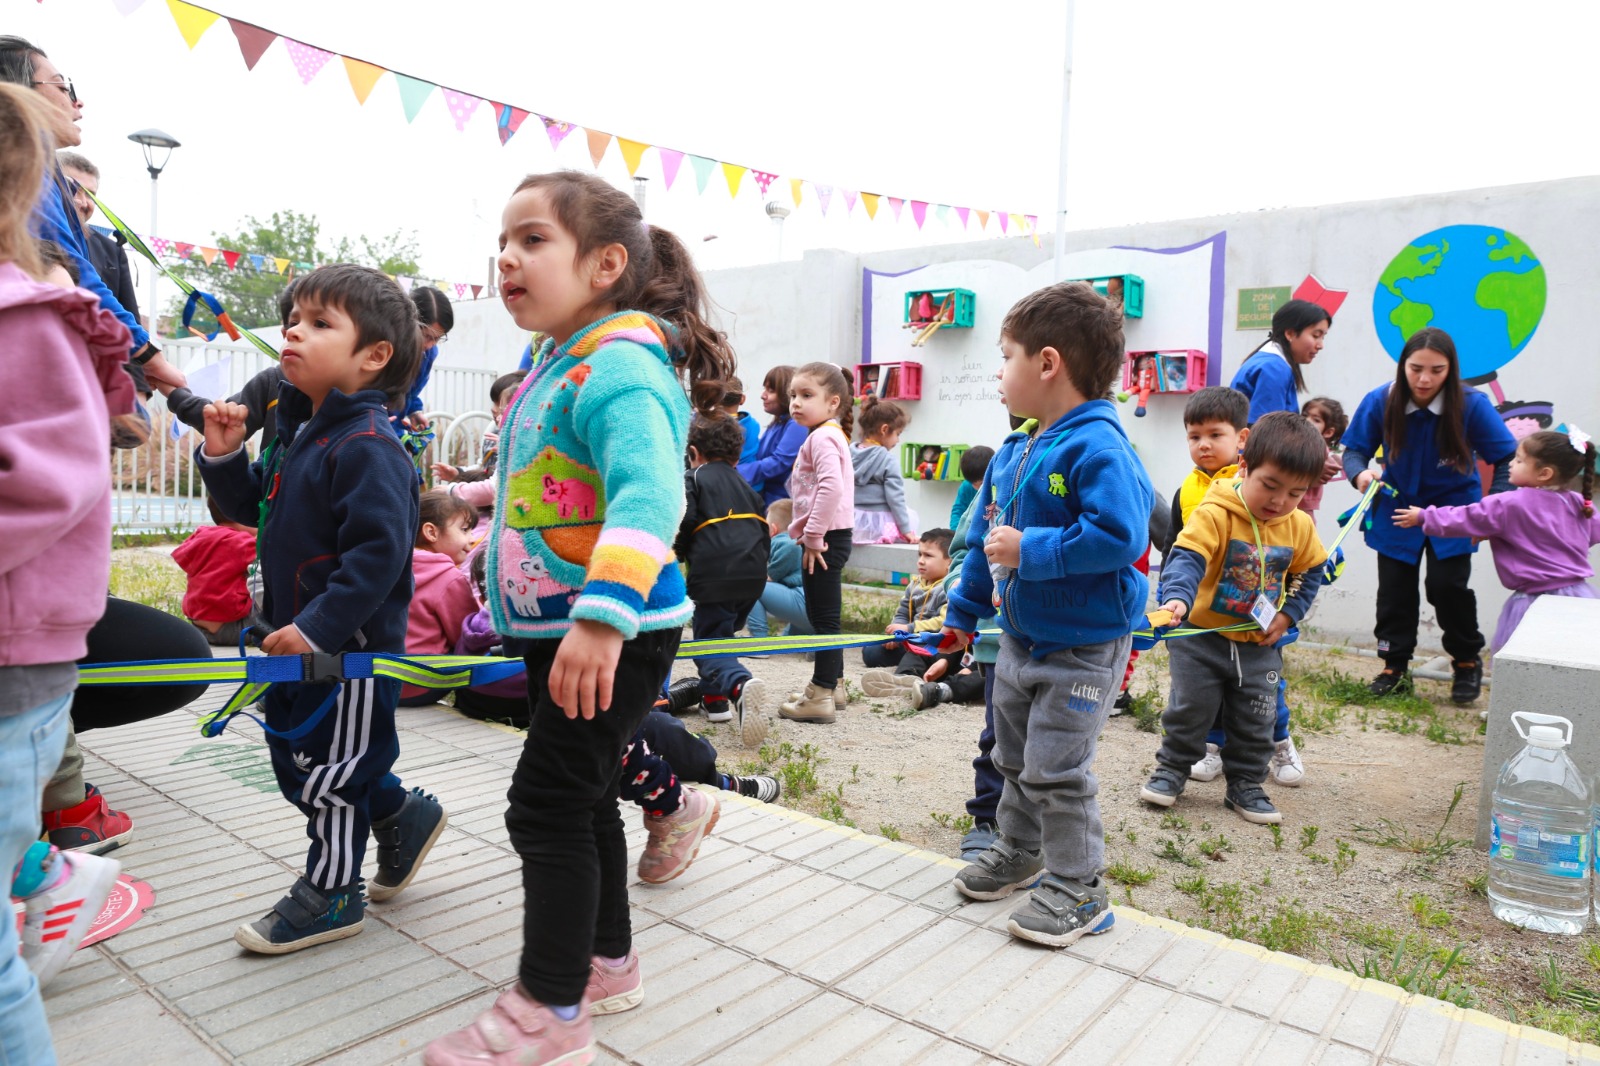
[1488, 712, 1591, 934]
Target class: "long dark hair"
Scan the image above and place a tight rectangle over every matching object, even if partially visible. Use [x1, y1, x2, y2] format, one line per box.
[512, 170, 736, 394]
[1248, 298, 1331, 393]
[1382, 327, 1472, 472]
[794, 361, 854, 439]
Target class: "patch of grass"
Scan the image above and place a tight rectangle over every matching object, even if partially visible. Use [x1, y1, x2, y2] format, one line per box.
[1127, 683, 1165, 734]
[1338, 942, 1474, 1009]
[1464, 872, 1488, 897]
[1302, 667, 1429, 713]
[840, 591, 897, 633]
[1408, 893, 1452, 930]
[1106, 860, 1157, 887]
[817, 791, 854, 828]
[878, 823, 902, 842]
[1159, 811, 1190, 832]
[1173, 873, 1208, 896]
[1269, 824, 1284, 850]
[1156, 835, 1202, 868]
[1332, 839, 1358, 878]
[1353, 781, 1470, 865]
[1198, 834, 1232, 861]
[1298, 825, 1320, 852]
[930, 811, 974, 834]
[109, 551, 186, 616]
[1585, 943, 1600, 973]
[752, 741, 824, 800]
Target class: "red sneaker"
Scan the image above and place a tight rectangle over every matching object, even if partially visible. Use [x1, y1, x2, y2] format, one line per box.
[42, 782, 134, 854]
[586, 952, 642, 1015]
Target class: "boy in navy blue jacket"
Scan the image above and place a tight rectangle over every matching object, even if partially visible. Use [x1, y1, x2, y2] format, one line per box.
[942, 282, 1153, 948]
[199, 264, 445, 955]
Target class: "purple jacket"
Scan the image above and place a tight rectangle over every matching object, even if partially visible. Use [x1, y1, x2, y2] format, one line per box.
[1420, 487, 1600, 594]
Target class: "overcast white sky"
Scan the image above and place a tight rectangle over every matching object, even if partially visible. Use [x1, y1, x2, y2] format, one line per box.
[15, 0, 1600, 304]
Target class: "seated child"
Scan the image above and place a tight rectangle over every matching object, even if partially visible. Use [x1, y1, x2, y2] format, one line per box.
[1298, 396, 1348, 518]
[944, 280, 1153, 947]
[674, 414, 772, 746]
[949, 445, 994, 529]
[172, 496, 266, 646]
[745, 498, 812, 639]
[401, 490, 479, 706]
[1140, 411, 1329, 826]
[198, 263, 445, 953]
[860, 527, 953, 692]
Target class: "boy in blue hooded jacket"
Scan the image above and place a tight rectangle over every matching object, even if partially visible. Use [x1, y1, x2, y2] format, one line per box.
[942, 281, 1153, 948]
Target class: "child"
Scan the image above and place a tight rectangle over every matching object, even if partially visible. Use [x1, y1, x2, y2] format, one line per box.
[950, 444, 994, 529]
[172, 496, 265, 647]
[675, 413, 772, 746]
[745, 498, 812, 639]
[401, 490, 480, 706]
[427, 171, 736, 1063]
[852, 396, 916, 544]
[1298, 396, 1348, 518]
[431, 369, 528, 486]
[1140, 412, 1330, 825]
[1342, 327, 1517, 701]
[860, 527, 953, 688]
[720, 376, 761, 464]
[737, 364, 808, 506]
[1229, 298, 1331, 423]
[199, 263, 446, 954]
[1395, 428, 1599, 653]
[777, 361, 856, 725]
[942, 281, 1153, 948]
[2, 82, 130, 1055]
[1160, 387, 1249, 557]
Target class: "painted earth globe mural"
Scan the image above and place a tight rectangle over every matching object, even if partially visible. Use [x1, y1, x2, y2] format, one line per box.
[1372, 225, 1547, 383]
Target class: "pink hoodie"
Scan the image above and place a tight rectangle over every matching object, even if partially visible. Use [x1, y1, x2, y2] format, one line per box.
[786, 421, 854, 549]
[403, 548, 479, 698]
[0, 261, 135, 667]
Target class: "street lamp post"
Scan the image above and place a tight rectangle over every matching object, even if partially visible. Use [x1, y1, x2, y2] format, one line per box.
[128, 128, 180, 336]
[764, 201, 791, 261]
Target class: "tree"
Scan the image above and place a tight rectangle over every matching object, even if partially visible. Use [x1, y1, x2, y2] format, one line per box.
[164, 209, 421, 331]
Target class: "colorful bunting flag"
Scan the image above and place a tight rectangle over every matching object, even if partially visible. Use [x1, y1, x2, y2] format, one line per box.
[936, 204, 950, 225]
[888, 197, 904, 222]
[221, 250, 242, 270]
[542, 116, 574, 150]
[976, 210, 990, 230]
[491, 103, 529, 146]
[790, 178, 803, 207]
[199, 247, 221, 266]
[720, 162, 747, 198]
[283, 39, 334, 85]
[814, 184, 833, 215]
[274, 257, 290, 274]
[688, 156, 717, 195]
[956, 206, 970, 228]
[454, 283, 468, 299]
[752, 170, 777, 196]
[998, 213, 1009, 234]
[1008, 213, 1024, 235]
[911, 201, 928, 229]
[861, 193, 880, 220]
[166, 0, 218, 50]
[842, 189, 858, 214]
[149, 236, 171, 257]
[397, 276, 414, 292]
[249, 254, 266, 271]
[441, 90, 481, 132]
[227, 19, 277, 70]
[174, 242, 194, 259]
[113, 0, 148, 13]
[471, 284, 483, 299]
[586, 129, 612, 167]
[617, 138, 650, 177]
[395, 75, 436, 123]
[342, 57, 386, 105]
[660, 149, 685, 190]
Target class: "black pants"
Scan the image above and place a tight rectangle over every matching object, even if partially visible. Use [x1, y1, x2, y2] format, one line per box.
[967, 665, 1001, 823]
[946, 664, 986, 704]
[455, 687, 532, 727]
[1374, 546, 1483, 668]
[506, 628, 679, 1005]
[74, 597, 211, 730]
[800, 530, 852, 688]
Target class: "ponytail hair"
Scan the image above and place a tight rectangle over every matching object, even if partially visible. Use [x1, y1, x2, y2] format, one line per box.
[511, 170, 736, 396]
[1521, 429, 1598, 518]
[795, 361, 854, 439]
[1249, 298, 1331, 393]
[857, 396, 909, 442]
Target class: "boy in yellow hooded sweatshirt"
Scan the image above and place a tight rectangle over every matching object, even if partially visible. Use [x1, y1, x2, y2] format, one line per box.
[1141, 412, 1328, 825]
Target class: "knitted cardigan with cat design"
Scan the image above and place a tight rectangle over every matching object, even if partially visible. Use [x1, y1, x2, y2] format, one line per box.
[487, 311, 693, 641]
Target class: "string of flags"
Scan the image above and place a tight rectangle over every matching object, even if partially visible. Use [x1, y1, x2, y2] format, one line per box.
[89, 224, 491, 300]
[98, 0, 1041, 245]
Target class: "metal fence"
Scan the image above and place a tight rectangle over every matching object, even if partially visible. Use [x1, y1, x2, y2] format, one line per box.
[112, 338, 498, 536]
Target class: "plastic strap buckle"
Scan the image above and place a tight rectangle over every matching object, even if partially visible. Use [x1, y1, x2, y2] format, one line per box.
[303, 653, 345, 684]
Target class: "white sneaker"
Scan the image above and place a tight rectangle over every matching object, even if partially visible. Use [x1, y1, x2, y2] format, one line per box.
[1189, 743, 1224, 782]
[1271, 737, 1305, 787]
[20, 847, 121, 988]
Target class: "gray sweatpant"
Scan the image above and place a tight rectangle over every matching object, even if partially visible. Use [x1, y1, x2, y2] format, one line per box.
[1157, 632, 1279, 785]
[992, 631, 1131, 883]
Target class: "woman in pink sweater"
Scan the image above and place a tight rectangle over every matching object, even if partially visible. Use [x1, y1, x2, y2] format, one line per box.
[401, 490, 480, 705]
[780, 362, 855, 724]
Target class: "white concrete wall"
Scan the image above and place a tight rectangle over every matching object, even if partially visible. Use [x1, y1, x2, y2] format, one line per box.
[443, 175, 1600, 651]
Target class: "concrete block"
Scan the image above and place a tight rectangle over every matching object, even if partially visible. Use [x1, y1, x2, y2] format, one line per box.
[1385, 1002, 1459, 1066]
[1476, 597, 1600, 849]
[845, 542, 920, 581]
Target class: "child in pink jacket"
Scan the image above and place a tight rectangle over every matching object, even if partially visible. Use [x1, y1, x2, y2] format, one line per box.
[401, 490, 480, 705]
[779, 362, 856, 724]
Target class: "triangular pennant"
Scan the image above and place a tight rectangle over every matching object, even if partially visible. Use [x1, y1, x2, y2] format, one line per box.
[688, 156, 717, 194]
[1009, 213, 1024, 235]
[1026, 215, 1041, 248]
[199, 246, 221, 266]
[440, 90, 480, 132]
[842, 189, 858, 214]
[936, 204, 951, 225]
[998, 213, 1010, 234]
[617, 138, 650, 177]
[976, 210, 990, 230]
[956, 206, 970, 228]
[249, 254, 266, 271]
[112, 0, 148, 12]
[911, 201, 928, 229]
[815, 184, 833, 215]
[283, 39, 335, 85]
[542, 116, 574, 150]
[395, 75, 436, 122]
[789, 178, 804, 207]
[342, 57, 386, 105]
[471, 284, 483, 299]
[586, 128, 612, 167]
[149, 236, 171, 257]
[659, 149, 685, 190]
[888, 197, 904, 222]
[221, 250, 242, 270]
[166, 0, 219, 50]
[175, 242, 195, 259]
[454, 283, 469, 299]
[751, 170, 777, 196]
[227, 19, 276, 70]
[720, 162, 747, 198]
[861, 192, 880, 219]
[274, 257, 290, 274]
[491, 103, 530, 146]
[397, 276, 414, 293]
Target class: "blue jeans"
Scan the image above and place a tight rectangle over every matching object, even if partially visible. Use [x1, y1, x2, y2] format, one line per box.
[1, 692, 71, 1066]
[692, 600, 755, 700]
[745, 582, 812, 638]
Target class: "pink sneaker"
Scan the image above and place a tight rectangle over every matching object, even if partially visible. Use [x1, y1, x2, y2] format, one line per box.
[587, 952, 643, 1015]
[423, 984, 593, 1066]
[637, 787, 720, 885]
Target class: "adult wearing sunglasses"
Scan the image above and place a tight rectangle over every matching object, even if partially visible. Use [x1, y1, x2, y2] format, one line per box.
[0, 35, 184, 393]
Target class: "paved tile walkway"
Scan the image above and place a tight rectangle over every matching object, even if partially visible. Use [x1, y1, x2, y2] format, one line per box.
[47, 690, 1600, 1065]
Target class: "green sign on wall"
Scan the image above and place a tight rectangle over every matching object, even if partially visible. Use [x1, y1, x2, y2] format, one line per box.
[1237, 286, 1291, 330]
